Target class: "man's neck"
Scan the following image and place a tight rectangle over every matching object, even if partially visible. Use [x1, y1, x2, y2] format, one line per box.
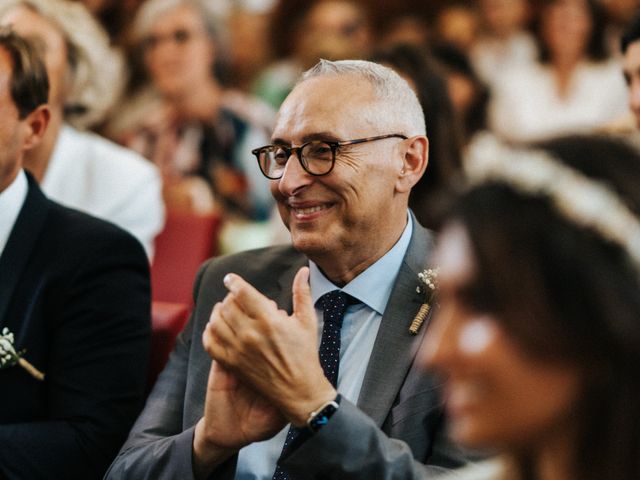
[311, 215, 411, 286]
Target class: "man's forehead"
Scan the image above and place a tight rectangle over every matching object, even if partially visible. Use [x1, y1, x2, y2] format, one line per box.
[273, 75, 376, 138]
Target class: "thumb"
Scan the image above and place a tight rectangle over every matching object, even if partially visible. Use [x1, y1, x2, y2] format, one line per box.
[292, 267, 315, 323]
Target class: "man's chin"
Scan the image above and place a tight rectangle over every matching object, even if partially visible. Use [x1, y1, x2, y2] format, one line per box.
[290, 232, 326, 257]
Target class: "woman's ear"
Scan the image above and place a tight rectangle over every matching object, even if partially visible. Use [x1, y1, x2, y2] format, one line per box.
[396, 135, 428, 193]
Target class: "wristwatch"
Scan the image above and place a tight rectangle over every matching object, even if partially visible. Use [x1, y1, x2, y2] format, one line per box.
[306, 395, 341, 432]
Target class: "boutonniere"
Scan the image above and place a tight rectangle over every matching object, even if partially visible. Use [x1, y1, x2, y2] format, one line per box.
[409, 268, 439, 335]
[0, 328, 45, 381]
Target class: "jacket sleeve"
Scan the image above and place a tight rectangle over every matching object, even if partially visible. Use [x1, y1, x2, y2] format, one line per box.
[282, 399, 454, 480]
[104, 314, 202, 480]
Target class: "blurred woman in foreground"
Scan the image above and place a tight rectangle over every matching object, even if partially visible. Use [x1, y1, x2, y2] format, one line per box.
[426, 134, 640, 479]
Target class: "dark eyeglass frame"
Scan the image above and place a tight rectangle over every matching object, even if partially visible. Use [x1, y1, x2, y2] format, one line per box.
[252, 133, 408, 180]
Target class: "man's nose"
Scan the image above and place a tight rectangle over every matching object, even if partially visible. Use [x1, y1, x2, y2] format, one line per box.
[277, 153, 313, 196]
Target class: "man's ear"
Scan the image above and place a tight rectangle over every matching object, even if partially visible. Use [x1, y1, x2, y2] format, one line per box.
[395, 135, 428, 193]
[22, 104, 50, 151]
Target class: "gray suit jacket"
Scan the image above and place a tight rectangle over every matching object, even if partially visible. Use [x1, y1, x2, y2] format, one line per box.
[106, 219, 466, 479]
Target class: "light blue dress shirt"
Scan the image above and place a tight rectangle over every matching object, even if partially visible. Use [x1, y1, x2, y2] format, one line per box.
[235, 215, 414, 479]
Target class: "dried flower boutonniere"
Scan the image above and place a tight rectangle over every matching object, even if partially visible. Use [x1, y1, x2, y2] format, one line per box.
[409, 268, 439, 335]
[0, 328, 45, 381]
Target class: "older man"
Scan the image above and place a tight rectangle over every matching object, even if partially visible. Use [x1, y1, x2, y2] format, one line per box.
[108, 59, 465, 479]
[0, 28, 151, 479]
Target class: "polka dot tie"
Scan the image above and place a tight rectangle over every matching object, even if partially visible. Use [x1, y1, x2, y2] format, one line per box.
[271, 290, 353, 480]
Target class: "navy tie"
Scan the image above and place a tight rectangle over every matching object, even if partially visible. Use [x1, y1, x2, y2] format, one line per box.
[271, 290, 353, 480]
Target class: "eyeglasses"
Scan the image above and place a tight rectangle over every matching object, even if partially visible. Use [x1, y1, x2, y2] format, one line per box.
[252, 133, 408, 180]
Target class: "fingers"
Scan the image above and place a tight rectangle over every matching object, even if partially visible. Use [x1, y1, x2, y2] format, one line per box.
[223, 274, 278, 319]
[292, 267, 315, 323]
[204, 302, 238, 368]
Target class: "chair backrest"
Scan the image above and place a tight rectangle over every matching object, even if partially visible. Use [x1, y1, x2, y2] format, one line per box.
[148, 301, 190, 391]
[151, 210, 221, 304]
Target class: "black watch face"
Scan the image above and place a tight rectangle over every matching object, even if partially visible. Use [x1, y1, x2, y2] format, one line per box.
[309, 403, 338, 432]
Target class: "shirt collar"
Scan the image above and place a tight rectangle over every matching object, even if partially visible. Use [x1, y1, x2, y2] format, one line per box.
[0, 169, 28, 256]
[309, 213, 413, 314]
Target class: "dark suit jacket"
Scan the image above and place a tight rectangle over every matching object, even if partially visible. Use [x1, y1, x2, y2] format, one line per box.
[106, 218, 466, 479]
[0, 173, 151, 480]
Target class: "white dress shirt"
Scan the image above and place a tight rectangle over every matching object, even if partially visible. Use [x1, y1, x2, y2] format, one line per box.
[0, 170, 28, 257]
[42, 124, 165, 258]
[235, 215, 414, 479]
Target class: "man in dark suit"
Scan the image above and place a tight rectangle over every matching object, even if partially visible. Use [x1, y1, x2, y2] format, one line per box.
[108, 59, 465, 479]
[0, 28, 151, 479]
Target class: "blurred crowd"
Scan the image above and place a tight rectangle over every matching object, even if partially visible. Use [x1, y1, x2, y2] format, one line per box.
[4, 0, 639, 252]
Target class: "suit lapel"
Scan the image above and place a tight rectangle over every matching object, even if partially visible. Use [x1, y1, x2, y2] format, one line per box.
[357, 218, 436, 425]
[0, 174, 49, 326]
[275, 251, 307, 313]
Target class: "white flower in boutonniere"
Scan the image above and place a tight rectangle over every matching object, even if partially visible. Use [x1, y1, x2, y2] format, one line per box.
[409, 268, 439, 335]
[0, 328, 45, 381]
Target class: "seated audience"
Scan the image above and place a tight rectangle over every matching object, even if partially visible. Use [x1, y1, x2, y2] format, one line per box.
[433, 2, 480, 53]
[488, 0, 628, 143]
[471, 0, 536, 88]
[108, 0, 274, 222]
[0, 28, 150, 480]
[0, 0, 164, 259]
[202, 133, 640, 480]
[253, 0, 373, 110]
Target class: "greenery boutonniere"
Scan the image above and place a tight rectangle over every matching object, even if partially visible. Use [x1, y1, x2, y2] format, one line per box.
[409, 268, 439, 335]
[0, 328, 45, 381]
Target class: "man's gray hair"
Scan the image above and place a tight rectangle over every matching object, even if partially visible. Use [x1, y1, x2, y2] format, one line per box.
[0, 0, 124, 129]
[301, 59, 426, 136]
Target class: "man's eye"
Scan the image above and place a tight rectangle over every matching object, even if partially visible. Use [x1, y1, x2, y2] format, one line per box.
[306, 144, 332, 158]
[273, 148, 289, 164]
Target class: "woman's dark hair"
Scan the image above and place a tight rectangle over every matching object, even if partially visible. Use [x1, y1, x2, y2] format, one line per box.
[0, 27, 49, 118]
[621, 12, 640, 54]
[371, 43, 464, 230]
[445, 135, 640, 480]
[532, 0, 608, 63]
[431, 43, 489, 142]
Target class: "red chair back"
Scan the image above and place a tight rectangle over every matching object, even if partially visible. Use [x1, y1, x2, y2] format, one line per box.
[151, 211, 221, 304]
[148, 301, 190, 390]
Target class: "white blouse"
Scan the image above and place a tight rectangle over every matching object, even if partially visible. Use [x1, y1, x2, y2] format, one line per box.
[488, 59, 628, 143]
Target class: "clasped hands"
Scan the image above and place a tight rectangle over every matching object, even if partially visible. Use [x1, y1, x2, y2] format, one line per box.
[193, 267, 337, 475]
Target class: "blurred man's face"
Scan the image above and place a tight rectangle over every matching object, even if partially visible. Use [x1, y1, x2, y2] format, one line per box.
[0, 46, 29, 192]
[623, 40, 640, 128]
